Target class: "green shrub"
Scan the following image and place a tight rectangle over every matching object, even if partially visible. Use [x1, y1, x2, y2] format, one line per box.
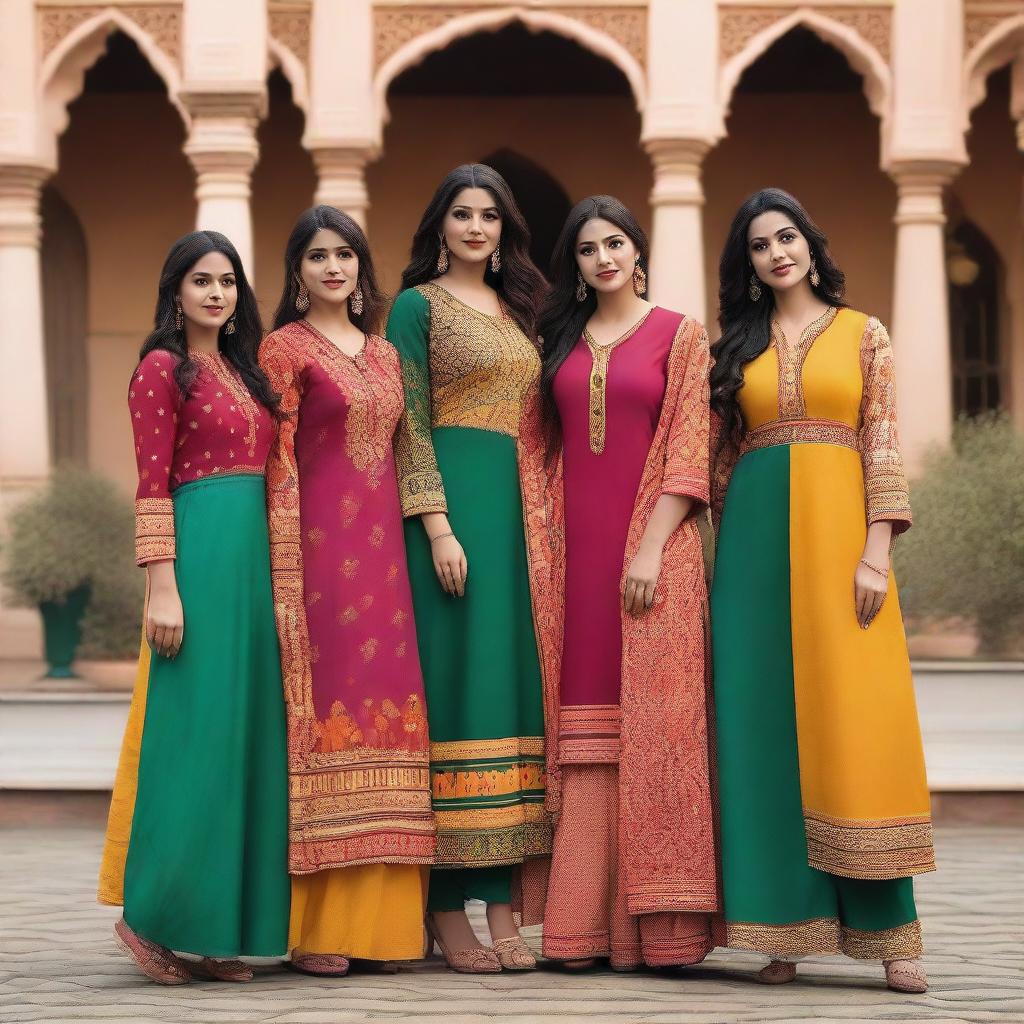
[895, 414, 1024, 656]
[2, 465, 143, 659]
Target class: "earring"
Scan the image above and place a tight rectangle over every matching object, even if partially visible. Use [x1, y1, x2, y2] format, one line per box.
[632, 259, 647, 297]
[295, 280, 310, 313]
[748, 275, 762, 302]
[809, 257, 820, 288]
[491, 244, 501, 274]
[350, 283, 364, 316]
[223, 315, 236, 335]
[174, 301, 184, 331]
[576, 272, 588, 303]
[436, 236, 449, 275]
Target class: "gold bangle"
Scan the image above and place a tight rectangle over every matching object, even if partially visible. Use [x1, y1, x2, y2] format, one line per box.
[430, 532, 455, 545]
[859, 557, 889, 578]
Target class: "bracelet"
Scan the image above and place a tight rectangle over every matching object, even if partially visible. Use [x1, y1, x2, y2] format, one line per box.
[430, 531, 455, 545]
[859, 557, 889, 579]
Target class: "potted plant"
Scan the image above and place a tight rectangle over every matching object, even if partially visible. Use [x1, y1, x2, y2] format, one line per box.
[1, 466, 142, 676]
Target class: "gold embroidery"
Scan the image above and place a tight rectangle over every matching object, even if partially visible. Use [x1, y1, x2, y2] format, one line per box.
[191, 350, 259, 457]
[434, 804, 550, 832]
[434, 821, 552, 868]
[840, 920, 923, 960]
[740, 418, 858, 456]
[584, 310, 653, 454]
[727, 918, 841, 957]
[134, 496, 175, 563]
[804, 809, 936, 880]
[771, 306, 839, 419]
[431, 736, 545, 761]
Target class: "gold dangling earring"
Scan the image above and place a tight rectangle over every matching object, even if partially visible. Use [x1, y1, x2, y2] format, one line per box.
[350, 283, 364, 317]
[809, 257, 820, 288]
[436, 236, 449, 275]
[633, 259, 647, 297]
[174, 301, 184, 331]
[491, 244, 501, 274]
[295, 279, 310, 313]
[223, 315, 236, 335]
[576, 272, 587, 303]
[748, 275, 762, 302]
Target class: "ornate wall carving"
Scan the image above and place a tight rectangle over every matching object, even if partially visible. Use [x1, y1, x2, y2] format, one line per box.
[964, 10, 1020, 55]
[270, 2, 311, 71]
[38, 3, 182, 66]
[373, 4, 646, 71]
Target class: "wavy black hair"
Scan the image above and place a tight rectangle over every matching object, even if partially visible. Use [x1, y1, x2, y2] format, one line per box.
[399, 163, 547, 341]
[139, 230, 278, 412]
[711, 187, 846, 442]
[538, 195, 649, 446]
[273, 205, 387, 336]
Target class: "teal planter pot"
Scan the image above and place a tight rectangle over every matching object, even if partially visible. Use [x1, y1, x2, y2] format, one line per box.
[39, 584, 91, 678]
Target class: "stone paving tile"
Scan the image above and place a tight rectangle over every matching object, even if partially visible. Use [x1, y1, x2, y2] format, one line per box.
[0, 826, 1021, 1023]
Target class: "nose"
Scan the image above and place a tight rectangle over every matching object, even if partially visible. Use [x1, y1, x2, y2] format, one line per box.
[596, 245, 613, 266]
[769, 242, 787, 262]
[325, 256, 342, 275]
[469, 215, 485, 235]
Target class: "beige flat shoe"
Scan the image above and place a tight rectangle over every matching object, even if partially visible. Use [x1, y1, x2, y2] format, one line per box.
[757, 960, 797, 984]
[884, 959, 928, 993]
[425, 916, 501, 974]
[491, 935, 537, 971]
[290, 952, 351, 977]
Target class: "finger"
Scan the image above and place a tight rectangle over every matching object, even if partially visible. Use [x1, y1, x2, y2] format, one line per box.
[435, 565, 450, 594]
[869, 589, 886, 625]
[454, 563, 465, 598]
[644, 582, 656, 609]
[442, 563, 457, 596]
[171, 625, 184, 656]
[854, 585, 867, 627]
[459, 554, 468, 584]
[146, 616, 157, 647]
[153, 624, 167, 657]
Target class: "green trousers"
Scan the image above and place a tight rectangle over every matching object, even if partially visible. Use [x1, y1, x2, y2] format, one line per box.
[427, 866, 513, 912]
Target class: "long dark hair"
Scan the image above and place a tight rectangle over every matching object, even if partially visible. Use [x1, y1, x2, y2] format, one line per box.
[399, 163, 547, 340]
[273, 205, 387, 336]
[711, 187, 846, 442]
[139, 230, 278, 412]
[538, 196, 649, 444]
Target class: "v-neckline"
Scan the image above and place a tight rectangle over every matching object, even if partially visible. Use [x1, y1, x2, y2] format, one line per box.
[583, 307, 655, 355]
[300, 319, 369, 367]
[770, 306, 838, 419]
[427, 282, 505, 323]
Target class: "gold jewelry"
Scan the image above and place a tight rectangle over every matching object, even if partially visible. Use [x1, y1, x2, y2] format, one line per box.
[174, 301, 184, 331]
[223, 315, 236, 335]
[748, 275, 762, 302]
[430, 531, 455, 544]
[490, 244, 501, 274]
[350, 283, 364, 316]
[295, 279, 310, 313]
[436, 236, 449, 274]
[576, 272, 587, 302]
[859, 557, 889, 579]
[632, 259, 646, 297]
[809, 257, 820, 288]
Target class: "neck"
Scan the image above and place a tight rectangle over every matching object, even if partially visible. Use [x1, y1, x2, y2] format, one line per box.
[771, 279, 826, 322]
[593, 283, 648, 323]
[185, 324, 220, 354]
[443, 256, 488, 287]
[305, 301, 353, 334]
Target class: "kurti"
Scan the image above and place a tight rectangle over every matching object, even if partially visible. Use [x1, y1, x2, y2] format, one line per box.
[98, 348, 289, 958]
[710, 307, 933, 961]
[538, 308, 718, 967]
[260, 322, 435, 959]
[387, 283, 551, 877]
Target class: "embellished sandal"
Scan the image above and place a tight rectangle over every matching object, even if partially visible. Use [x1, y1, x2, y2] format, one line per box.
[289, 953, 351, 977]
[187, 957, 253, 982]
[113, 919, 190, 986]
[426, 916, 501, 974]
[884, 959, 928, 993]
[757, 960, 797, 984]
[491, 935, 537, 971]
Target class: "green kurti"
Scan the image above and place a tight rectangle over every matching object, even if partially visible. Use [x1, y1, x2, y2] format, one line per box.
[387, 284, 549, 892]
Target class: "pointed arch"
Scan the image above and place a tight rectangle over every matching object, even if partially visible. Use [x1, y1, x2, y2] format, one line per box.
[964, 15, 1024, 117]
[268, 35, 309, 114]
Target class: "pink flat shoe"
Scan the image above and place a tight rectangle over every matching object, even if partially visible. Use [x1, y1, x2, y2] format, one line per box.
[187, 957, 254, 982]
[757, 960, 797, 984]
[290, 952, 351, 977]
[491, 935, 537, 971]
[113, 919, 190, 986]
[884, 959, 928, 993]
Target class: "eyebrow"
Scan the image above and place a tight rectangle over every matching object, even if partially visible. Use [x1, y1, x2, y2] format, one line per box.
[191, 270, 233, 277]
[305, 246, 352, 254]
[452, 205, 499, 214]
[749, 225, 798, 243]
[578, 233, 626, 246]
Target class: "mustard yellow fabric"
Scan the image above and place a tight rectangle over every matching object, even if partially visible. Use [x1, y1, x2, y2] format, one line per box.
[289, 865, 428, 960]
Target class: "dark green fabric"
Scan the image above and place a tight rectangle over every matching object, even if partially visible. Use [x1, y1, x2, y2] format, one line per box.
[427, 866, 513, 912]
[711, 445, 916, 936]
[123, 474, 289, 957]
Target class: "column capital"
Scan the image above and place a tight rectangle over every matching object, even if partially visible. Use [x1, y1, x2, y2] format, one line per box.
[183, 92, 262, 183]
[0, 163, 50, 247]
[888, 160, 960, 227]
[179, 88, 266, 123]
[644, 138, 710, 209]
[311, 146, 374, 228]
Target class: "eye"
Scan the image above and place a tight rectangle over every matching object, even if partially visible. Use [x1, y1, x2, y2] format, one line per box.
[309, 253, 325, 261]
[780, 232, 797, 243]
[609, 239, 624, 249]
[340, 250, 354, 260]
[194, 276, 208, 285]
[483, 211, 500, 221]
[223, 277, 236, 287]
[750, 242, 766, 252]
[578, 246, 594, 257]
[453, 210, 469, 220]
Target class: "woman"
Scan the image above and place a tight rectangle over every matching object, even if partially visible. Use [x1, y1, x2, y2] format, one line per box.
[260, 205, 435, 974]
[98, 231, 289, 983]
[535, 196, 717, 971]
[710, 188, 932, 993]
[387, 164, 553, 972]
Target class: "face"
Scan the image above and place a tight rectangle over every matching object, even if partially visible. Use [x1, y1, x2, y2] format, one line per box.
[440, 187, 501, 266]
[747, 210, 813, 293]
[575, 217, 639, 295]
[299, 227, 359, 308]
[177, 252, 237, 331]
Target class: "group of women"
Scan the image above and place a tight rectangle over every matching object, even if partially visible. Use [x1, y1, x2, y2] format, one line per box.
[96, 163, 934, 996]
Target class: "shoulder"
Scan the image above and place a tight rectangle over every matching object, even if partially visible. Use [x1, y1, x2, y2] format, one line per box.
[658, 308, 708, 347]
[132, 349, 181, 392]
[391, 287, 431, 315]
[259, 323, 308, 366]
[843, 310, 890, 351]
[368, 333, 399, 367]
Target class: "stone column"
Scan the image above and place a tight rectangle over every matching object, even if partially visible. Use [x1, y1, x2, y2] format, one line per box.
[1009, 53, 1024, 430]
[312, 147, 372, 228]
[889, 162, 960, 469]
[182, 91, 263, 277]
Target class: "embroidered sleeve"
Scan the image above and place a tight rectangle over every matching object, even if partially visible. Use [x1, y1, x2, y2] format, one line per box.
[129, 351, 180, 565]
[388, 288, 448, 517]
[858, 317, 912, 533]
[663, 320, 710, 509]
[710, 411, 741, 534]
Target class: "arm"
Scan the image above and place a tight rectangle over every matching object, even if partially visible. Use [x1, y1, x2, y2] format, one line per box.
[129, 351, 182, 658]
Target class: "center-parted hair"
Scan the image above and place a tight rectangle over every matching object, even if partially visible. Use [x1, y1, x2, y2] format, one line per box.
[711, 187, 846, 443]
[399, 163, 547, 341]
[538, 195, 649, 447]
[139, 230, 278, 414]
[273, 205, 387, 336]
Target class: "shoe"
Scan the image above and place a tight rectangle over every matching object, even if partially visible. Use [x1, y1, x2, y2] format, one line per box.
[757, 960, 797, 984]
[491, 935, 537, 971]
[884, 959, 928, 993]
[425, 915, 501, 974]
[559, 957, 598, 971]
[113, 919, 190, 986]
[187, 957, 253, 982]
[289, 952, 351, 977]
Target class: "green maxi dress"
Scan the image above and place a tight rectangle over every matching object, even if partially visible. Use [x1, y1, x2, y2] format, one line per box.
[387, 283, 549, 911]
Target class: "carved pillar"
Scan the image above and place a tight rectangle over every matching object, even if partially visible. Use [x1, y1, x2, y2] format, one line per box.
[312, 147, 372, 228]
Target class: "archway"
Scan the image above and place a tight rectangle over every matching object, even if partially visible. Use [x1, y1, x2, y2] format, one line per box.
[368, 21, 645, 291]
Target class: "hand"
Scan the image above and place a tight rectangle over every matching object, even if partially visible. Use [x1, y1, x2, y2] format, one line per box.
[623, 543, 662, 617]
[146, 573, 184, 658]
[854, 556, 888, 629]
[432, 534, 467, 597]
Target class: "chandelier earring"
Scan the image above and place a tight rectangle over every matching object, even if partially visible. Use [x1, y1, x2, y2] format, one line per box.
[576, 271, 588, 303]
[295, 278, 310, 313]
[632, 258, 647, 297]
[350, 282, 364, 317]
[809, 257, 820, 288]
[174, 300, 184, 331]
[436, 236, 449, 275]
[491, 244, 501, 274]
[748, 274, 763, 302]
[223, 315, 236, 335]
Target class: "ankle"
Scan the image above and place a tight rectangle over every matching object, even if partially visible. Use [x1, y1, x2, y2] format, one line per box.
[485, 902, 520, 942]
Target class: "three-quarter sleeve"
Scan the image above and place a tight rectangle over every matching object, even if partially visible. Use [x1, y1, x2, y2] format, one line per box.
[388, 288, 448, 517]
[662, 319, 710, 511]
[709, 411, 741, 533]
[129, 351, 181, 565]
[858, 317, 912, 534]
